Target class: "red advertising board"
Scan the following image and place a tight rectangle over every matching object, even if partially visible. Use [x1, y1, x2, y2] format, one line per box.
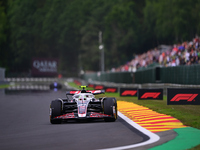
[31, 58, 58, 77]
[88, 84, 94, 88]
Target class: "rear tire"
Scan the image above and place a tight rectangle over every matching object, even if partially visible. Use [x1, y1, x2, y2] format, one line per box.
[50, 100, 62, 124]
[103, 97, 117, 122]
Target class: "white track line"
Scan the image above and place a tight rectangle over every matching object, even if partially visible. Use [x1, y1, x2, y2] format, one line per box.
[98, 111, 160, 150]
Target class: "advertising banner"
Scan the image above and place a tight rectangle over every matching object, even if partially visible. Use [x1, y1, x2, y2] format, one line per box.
[120, 88, 138, 96]
[32, 58, 58, 77]
[88, 84, 94, 88]
[167, 88, 200, 105]
[104, 87, 118, 93]
[74, 80, 81, 85]
[138, 89, 163, 100]
[94, 85, 104, 90]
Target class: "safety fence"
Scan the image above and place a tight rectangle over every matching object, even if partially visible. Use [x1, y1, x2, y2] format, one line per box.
[5, 77, 58, 82]
[81, 64, 200, 85]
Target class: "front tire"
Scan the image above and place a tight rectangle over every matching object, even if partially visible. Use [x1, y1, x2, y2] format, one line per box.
[50, 100, 62, 124]
[103, 97, 117, 122]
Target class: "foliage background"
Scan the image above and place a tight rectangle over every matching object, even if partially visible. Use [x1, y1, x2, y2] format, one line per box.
[0, 0, 200, 76]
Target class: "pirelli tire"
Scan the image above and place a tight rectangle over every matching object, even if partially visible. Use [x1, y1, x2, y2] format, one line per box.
[103, 97, 118, 122]
[50, 100, 62, 124]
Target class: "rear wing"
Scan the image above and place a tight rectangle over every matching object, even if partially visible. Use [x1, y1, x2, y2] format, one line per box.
[66, 90, 105, 95]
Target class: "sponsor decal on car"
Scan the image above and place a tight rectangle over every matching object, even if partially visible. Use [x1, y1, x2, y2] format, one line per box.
[89, 90, 102, 94]
[67, 90, 104, 95]
[90, 112, 111, 118]
[70, 91, 81, 94]
[55, 113, 75, 119]
[78, 105, 87, 117]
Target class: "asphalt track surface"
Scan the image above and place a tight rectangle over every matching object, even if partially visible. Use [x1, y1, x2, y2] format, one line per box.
[0, 89, 150, 150]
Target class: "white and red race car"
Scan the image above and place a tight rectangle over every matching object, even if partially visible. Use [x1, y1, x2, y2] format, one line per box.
[50, 86, 117, 124]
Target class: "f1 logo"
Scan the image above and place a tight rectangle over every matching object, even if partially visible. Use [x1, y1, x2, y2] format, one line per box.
[141, 92, 161, 99]
[88, 84, 94, 88]
[170, 94, 198, 102]
[121, 90, 137, 96]
[95, 85, 104, 90]
[106, 88, 117, 93]
[167, 88, 200, 105]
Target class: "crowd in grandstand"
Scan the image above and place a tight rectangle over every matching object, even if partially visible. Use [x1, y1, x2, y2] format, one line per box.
[111, 36, 200, 72]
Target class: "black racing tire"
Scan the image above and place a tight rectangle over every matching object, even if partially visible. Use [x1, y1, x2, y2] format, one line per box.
[103, 97, 117, 122]
[50, 100, 62, 124]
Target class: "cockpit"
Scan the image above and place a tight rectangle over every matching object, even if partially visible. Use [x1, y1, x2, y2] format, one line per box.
[73, 93, 95, 101]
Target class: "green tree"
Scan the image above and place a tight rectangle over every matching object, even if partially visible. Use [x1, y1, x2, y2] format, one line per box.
[79, 0, 116, 71]
[0, 0, 9, 69]
[2, 0, 200, 76]
[7, 0, 37, 71]
[144, 0, 199, 45]
[104, 0, 140, 68]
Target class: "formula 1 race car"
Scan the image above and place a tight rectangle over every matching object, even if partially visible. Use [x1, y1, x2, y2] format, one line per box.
[50, 86, 117, 124]
[49, 82, 62, 90]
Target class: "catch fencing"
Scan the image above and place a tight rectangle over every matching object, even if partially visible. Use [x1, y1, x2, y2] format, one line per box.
[81, 64, 200, 85]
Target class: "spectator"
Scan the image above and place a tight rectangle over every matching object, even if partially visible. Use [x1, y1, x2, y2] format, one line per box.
[112, 36, 200, 72]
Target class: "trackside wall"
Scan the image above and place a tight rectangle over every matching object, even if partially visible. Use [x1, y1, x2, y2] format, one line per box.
[82, 64, 200, 85]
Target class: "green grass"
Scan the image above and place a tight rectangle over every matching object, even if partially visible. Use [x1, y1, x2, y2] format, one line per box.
[0, 84, 9, 89]
[68, 82, 200, 129]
